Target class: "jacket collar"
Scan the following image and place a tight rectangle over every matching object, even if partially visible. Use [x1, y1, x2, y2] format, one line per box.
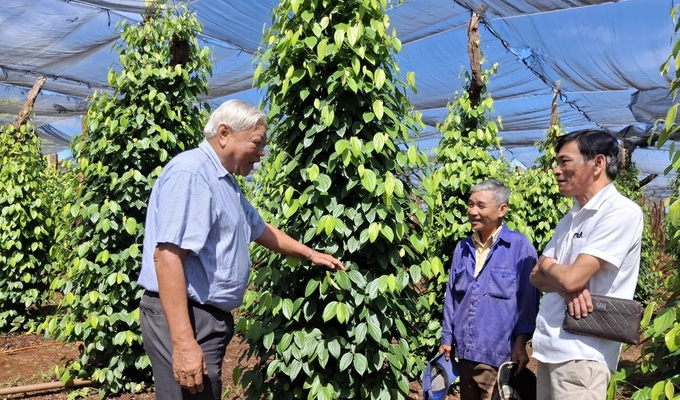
[465, 223, 510, 250]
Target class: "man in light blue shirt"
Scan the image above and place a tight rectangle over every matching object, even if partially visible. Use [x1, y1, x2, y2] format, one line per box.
[138, 100, 344, 400]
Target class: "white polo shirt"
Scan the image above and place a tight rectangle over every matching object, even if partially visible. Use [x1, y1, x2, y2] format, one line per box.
[532, 183, 643, 371]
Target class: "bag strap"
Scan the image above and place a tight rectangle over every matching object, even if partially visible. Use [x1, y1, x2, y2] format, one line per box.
[422, 361, 433, 399]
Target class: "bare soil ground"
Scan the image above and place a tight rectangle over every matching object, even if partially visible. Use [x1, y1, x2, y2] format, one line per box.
[0, 332, 647, 399]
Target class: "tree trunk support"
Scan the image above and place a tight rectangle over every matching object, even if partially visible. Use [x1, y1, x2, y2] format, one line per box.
[467, 12, 483, 108]
[13, 76, 47, 130]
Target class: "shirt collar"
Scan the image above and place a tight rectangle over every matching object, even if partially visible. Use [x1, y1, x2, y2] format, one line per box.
[198, 140, 231, 178]
[571, 182, 618, 214]
[472, 224, 504, 248]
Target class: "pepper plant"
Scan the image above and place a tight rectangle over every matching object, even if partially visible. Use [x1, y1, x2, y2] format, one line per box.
[40, 4, 211, 395]
[237, 0, 441, 399]
[417, 62, 507, 353]
[0, 123, 55, 331]
[623, 5, 680, 399]
[506, 120, 570, 253]
[422, 63, 505, 265]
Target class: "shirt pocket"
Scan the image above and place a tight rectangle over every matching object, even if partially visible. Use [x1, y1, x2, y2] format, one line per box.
[487, 268, 516, 300]
[453, 267, 469, 296]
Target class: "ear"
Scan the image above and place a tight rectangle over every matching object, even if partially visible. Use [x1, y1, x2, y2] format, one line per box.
[216, 124, 231, 146]
[593, 154, 606, 175]
[498, 203, 508, 218]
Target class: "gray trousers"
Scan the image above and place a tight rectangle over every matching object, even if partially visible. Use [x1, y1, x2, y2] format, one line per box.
[140, 291, 234, 400]
[536, 359, 610, 400]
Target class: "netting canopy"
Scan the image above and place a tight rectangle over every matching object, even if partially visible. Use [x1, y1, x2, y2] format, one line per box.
[0, 0, 676, 197]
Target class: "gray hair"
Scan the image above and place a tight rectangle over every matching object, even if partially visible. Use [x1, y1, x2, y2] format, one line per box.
[204, 99, 266, 139]
[470, 179, 510, 206]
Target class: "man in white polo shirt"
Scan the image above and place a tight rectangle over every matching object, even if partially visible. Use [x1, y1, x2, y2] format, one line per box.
[529, 129, 643, 400]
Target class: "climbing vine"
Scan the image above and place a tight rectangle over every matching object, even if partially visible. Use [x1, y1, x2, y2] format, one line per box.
[239, 0, 440, 399]
[40, 4, 211, 395]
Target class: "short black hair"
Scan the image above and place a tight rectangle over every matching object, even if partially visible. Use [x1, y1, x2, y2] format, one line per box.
[555, 129, 621, 180]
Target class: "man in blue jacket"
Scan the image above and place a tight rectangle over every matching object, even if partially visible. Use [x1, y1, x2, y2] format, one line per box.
[439, 179, 540, 400]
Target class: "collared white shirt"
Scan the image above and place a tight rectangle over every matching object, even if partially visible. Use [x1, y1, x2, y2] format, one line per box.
[532, 183, 643, 371]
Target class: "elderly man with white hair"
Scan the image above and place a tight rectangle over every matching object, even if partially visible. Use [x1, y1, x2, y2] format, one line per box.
[138, 100, 344, 400]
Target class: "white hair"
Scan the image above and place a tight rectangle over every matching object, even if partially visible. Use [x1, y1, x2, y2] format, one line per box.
[203, 99, 266, 139]
[470, 179, 510, 206]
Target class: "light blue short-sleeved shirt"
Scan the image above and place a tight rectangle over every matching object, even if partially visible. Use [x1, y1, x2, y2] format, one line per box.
[138, 140, 266, 312]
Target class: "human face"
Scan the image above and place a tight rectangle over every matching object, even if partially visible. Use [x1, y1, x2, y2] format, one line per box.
[467, 190, 506, 239]
[222, 123, 267, 176]
[554, 141, 596, 199]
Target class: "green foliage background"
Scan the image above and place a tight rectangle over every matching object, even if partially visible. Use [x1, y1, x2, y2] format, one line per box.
[238, 0, 442, 399]
[0, 2, 675, 400]
[39, 5, 212, 395]
[618, 5, 680, 399]
[0, 123, 56, 331]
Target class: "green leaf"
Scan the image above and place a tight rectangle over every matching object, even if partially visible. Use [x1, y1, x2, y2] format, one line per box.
[664, 324, 680, 352]
[333, 28, 345, 47]
[650, 381, 665, 400]
[327, 339, 341, 359]
[368, 222, 380, 243]
[373, 132, 385, 152]
[664, 380, 675, 400]
[317, 39, 328, 61]
[355, 322, 367, 343]
[336, 302, 347, 323]
[339, 352, 353, 371]
[308, 164, 320, 181]
[282, 298, 294, 319]
[380, 225, 394, 242]
[305, 36, 318, 49]
[374, 68, 386, 89]
[668, 198, 680, 227]
[361, 169, 377, 192]
[654, 307, 677, 334]
[407, 145, 417, 165]
[322, 301, 338, 322]
[305, 280, 319, 297]
[315, 174, 332, 192]
[641, 301, 656, 329]
[353, 353, 368, 375]
[124, 217, 137, 235]
[373, 99, 384, 120]
[347, 25, 360, 46]
[321, 105, 334, 126]
[367, 315, 381, 342]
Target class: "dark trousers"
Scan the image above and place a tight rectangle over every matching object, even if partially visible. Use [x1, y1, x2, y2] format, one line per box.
[140, 291, 234, 400]
[458, 359, 499, 400]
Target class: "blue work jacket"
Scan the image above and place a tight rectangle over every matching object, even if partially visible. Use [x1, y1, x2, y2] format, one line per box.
[440, 224, 539, 368]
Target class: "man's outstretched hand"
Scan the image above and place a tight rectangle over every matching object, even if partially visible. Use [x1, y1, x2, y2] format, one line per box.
[310, 251, 345, 272]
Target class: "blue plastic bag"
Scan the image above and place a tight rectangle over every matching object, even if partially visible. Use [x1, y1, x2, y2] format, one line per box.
[422, 353, 459, 400]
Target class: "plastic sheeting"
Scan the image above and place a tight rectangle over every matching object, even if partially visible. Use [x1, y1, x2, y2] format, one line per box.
[0, 0, 676, 197]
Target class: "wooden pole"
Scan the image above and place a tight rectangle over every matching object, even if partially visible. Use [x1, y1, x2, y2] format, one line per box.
[46, 153, 59, 170]
[0, 379, 93, 396]
[549, 80, 562, 140]
[467, 12, 483, 108]
[13, 76, 47, 130]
